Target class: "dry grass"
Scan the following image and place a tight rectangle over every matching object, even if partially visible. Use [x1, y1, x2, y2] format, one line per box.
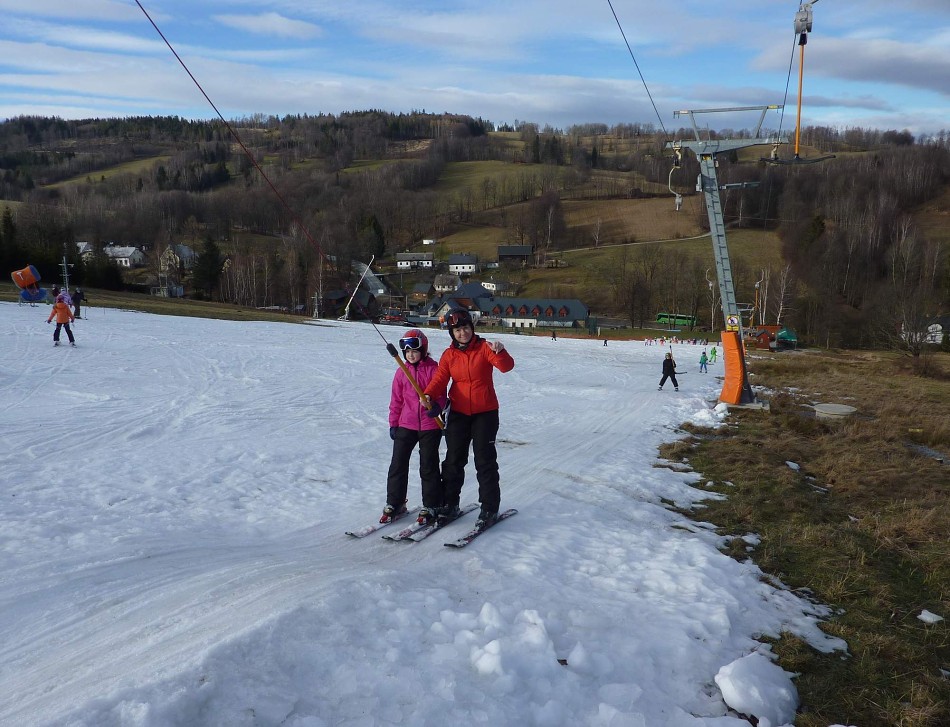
[561, 197, 704, 244]
[42, 155, 172, 189]
[662, 348, 950, 726]
[0, 284, 311, 324]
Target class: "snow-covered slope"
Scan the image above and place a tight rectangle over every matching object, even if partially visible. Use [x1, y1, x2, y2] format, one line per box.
[0, 303, 844, 726]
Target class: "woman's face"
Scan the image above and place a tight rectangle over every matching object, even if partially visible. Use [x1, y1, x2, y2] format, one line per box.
[453, 324, 474, 344]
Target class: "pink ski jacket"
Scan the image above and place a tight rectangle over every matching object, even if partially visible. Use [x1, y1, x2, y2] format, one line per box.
[389, 356, 446, 432]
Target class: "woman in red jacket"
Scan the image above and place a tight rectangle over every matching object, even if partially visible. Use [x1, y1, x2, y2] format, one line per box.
[423, 308, 514, 529]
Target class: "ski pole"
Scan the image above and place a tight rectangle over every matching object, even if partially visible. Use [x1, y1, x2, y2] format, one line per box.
[386, 343, 445, 429]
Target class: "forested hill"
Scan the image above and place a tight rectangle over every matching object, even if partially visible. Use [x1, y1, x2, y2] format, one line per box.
[1, 111, 948, 351]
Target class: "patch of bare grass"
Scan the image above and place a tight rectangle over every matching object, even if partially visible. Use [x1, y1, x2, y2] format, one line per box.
[670, 349, 950, 726]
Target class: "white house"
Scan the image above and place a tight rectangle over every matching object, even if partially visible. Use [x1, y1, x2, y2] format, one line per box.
[160, 244, 197, 272]
[434, 273, 462, 294]
[481, 278, 511, 294]
[75, 241, 94, 261]
[103, 244, 146, 268]
[448, 254, 477, 276]
[396, 252, 434, 270]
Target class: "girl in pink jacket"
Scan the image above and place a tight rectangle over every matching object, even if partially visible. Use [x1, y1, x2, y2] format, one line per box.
[381, 330, 446, 523]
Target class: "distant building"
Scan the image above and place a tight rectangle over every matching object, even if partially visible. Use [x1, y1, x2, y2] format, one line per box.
[103, 244, 146, 268]
[475, 297, 590, 329]
[927, 317, 950, 343]
[409, 282, 435, 304]
[448, 254, 477, 276]
[455, 281, 492, 299]
[353, 261, 385, 296]
[497, 245, 532, 265]
[434, 273, 462, 294]
[481, 278, 512, 295]
[396, 252, 435, 270]
[75, 241, 94, 261]
[160, 244, 196, 272]
[426, 297, 482, 326]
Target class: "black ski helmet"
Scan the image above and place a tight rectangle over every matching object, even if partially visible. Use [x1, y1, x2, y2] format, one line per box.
[443, 308, 473, 341]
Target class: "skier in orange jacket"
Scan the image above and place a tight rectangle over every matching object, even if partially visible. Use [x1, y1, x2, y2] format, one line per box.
[47, 293, 76, 346]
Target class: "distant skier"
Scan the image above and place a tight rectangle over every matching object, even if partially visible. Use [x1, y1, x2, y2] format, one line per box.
[658, 352, 678, 391]
[72, 287, 86, 318]
[380, 330, 446, 525]
[551, 330, 557, 341]
[709, 346, 717, 364]
[47, 292, 76, 347]
[699, 350, 708, 373]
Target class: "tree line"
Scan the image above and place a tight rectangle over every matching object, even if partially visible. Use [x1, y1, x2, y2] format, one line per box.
[1, 112, 948, 352]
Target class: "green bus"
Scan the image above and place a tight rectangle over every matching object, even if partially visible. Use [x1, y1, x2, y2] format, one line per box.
[655, 312, 696, 328]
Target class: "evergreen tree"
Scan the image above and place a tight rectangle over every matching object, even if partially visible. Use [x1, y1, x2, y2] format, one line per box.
[192, 236, 224, 297]
[0, 206, 17, 271]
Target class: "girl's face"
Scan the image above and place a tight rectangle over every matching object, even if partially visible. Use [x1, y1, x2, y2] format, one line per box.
[405, 348, 423, 363]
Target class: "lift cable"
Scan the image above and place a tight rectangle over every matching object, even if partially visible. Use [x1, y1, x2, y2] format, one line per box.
[605, 0, 670, 140]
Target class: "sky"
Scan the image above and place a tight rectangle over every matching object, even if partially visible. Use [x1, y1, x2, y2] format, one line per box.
[0, 1, 948, 137]
[0, 300, 863, 727]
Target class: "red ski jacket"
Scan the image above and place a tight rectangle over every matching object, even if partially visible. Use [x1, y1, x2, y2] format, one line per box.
[424, 336, 514, 416]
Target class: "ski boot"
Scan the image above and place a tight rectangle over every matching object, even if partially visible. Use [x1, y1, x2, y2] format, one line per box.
[475, 507, 498, 531]
[436, 505, 463, 525]
[417, 506, 438, 525]
[379, 502, 407, 524]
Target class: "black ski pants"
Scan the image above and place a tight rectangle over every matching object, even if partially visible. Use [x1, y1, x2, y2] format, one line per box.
[659, 373, 678, 388]
[53, 323, 75, 344]
[441, 409, 501, 513]
[386, 427, 442, 509]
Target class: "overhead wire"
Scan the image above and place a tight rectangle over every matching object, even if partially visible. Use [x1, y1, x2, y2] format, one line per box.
[605, 0, 670, 141]
[134, 0, 399, 335]
[133, 0, 329, 265]
[604, 0, 708, 228]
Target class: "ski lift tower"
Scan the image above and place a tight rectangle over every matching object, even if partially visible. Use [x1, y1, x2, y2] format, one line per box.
[667, 105, 784, 406]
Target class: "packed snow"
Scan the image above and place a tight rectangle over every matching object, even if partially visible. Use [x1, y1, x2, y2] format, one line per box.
[0, 302, 846, 726]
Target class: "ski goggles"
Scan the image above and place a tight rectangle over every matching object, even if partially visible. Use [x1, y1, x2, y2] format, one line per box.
[399, 336, 424, 351]
[444, 311, 472, 328]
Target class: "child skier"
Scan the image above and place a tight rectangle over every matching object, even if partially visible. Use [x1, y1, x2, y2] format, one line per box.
[422, 308, 515, 530]
[47, 292, 76, 347]
[699, 350, 708, 373]
[381, 330, 446, 524]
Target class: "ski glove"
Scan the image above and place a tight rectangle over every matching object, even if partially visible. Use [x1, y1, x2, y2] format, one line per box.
[424, 401, 443, 419]
[390, 427, 397, 440]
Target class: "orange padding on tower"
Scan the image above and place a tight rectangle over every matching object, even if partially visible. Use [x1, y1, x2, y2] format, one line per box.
[719, 330, 744, 405]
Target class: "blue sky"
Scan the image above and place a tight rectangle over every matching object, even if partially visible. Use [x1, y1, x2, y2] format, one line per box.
[0, 0, 948, 136]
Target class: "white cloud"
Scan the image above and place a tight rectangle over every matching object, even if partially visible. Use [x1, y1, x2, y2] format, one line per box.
[214, 13, 324, 40]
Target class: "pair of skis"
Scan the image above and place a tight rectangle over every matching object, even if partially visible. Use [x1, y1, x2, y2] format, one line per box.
[345, 502, 517, 548]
